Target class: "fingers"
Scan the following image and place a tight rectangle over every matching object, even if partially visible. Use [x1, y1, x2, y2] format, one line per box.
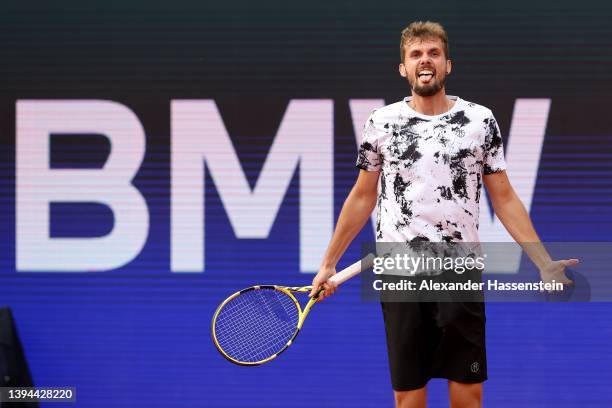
[542, 274, 574, 294]
[317, 282, 332, 301]
[309, 267, 338, 301]
[314, 280, 339, 302]
[556, 259, 579, 288]
[541, 258, 580, 293]
[543, 275, 574, 293]
[308, 279, 321, 298]
[561, 258, 580, 267]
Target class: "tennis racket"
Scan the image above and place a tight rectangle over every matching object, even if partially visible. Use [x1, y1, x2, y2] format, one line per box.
[211, 254, 375, 366]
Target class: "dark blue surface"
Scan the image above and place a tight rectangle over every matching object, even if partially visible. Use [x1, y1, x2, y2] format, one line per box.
[2, 127, 612, 407]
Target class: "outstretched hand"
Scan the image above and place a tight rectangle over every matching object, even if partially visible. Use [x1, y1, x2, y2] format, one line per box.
[539, 259, 579, 293]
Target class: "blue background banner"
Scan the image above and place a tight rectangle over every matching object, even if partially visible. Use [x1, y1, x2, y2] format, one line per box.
[1, 0, 612, 406]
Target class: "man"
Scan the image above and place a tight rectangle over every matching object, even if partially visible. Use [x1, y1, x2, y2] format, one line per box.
[309, 21, 579, 408]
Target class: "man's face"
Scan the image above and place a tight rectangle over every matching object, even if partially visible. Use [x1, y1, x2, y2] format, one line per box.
[399, 38, 452, 97]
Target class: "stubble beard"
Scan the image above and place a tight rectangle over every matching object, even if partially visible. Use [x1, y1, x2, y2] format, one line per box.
[408, 73, 446, 97]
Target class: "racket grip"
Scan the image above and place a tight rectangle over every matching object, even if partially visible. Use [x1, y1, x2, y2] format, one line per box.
[329, 253, 376, 285]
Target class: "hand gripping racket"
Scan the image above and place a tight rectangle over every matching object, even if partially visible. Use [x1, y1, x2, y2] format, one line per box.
[211, 254, 375, 366]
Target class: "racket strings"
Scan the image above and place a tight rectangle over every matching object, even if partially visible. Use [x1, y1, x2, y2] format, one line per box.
[214, 288, 300, 363]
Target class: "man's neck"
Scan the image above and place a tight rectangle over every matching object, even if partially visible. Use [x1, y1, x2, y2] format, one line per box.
[409, 91, 454, 116]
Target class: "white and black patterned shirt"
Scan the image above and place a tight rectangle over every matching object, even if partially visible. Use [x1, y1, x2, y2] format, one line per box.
[356, 96, 506, 243]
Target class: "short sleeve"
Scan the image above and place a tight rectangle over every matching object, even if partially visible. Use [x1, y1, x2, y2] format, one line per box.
[356, 111, 384, 171]
[483, 114, 507, 175]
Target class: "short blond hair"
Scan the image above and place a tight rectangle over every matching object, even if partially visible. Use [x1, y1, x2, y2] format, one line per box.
[400, 21, 449, 62]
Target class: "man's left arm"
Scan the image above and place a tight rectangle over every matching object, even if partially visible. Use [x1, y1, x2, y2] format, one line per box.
[483, 170, 579, 288]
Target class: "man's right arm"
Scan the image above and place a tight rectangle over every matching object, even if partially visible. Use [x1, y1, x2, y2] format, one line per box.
[309, 169, 380, 300]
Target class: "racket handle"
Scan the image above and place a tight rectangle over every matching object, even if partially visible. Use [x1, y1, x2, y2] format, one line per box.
[329, 253, 376, 285]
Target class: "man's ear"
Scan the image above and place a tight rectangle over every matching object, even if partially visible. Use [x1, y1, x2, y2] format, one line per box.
[446, 59, 452, 75]
[399, 63, 407, 78]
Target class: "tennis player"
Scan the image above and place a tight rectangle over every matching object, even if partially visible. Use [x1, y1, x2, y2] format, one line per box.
[310, 21, 579, 408]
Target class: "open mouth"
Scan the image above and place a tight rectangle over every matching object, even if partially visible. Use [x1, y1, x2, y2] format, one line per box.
[417, 70, 434, 82]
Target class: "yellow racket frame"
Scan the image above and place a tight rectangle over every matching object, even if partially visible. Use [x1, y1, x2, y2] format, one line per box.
[211, 254, 374, 365]
[211, 284, 318, 366]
